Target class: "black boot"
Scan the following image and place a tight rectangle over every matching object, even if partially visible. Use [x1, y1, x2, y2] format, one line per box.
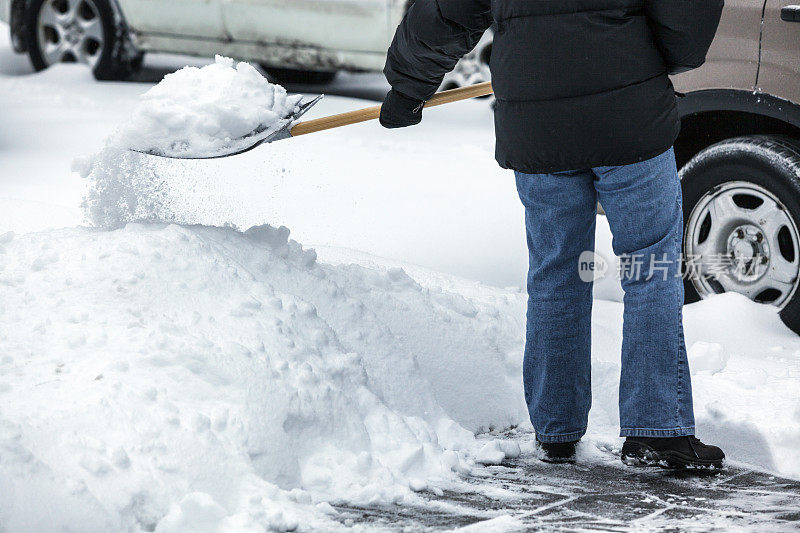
[536, 439, 578, 464]
[621, 436, 725, 469]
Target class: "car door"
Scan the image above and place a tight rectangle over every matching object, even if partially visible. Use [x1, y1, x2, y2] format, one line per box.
[221, 0, 390, 54]
[758, 0, 800, 103]
[117, 0, 227, 39]
[672, 0, 764, 92]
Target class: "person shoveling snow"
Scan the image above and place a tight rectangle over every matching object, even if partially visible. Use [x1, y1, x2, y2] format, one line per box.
[78, 0, 727, 472]
[378, 0, 726, 468]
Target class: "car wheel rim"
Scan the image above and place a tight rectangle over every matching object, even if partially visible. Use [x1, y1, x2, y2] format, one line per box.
[36, 0, 104, 67]
[684, 180, 800, 307]
[442, 31, 492, 90]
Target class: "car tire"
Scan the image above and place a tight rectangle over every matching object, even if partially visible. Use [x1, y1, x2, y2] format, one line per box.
[440, 29, 493, 92]
[680, 135, 800, 334]
[25, 0, 142, 80]
[262, 66, 336, 85]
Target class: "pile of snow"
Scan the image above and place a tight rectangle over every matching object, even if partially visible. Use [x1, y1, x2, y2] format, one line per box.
[72, 56, 302, 229]
[122, 55, 301, 158]
[0, 223, 525, 531]
[688, 341, 729, 375]
[2, 219, 800, 530]
[680, 295, 800, 477]
[475, 439, 521, 466]
[585, 294, 800, 479]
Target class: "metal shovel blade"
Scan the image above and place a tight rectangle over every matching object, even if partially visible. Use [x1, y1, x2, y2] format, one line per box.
[132, 94, 324, 160]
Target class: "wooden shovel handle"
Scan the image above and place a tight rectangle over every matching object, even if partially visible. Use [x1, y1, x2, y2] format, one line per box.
[289, 81, 493, 137]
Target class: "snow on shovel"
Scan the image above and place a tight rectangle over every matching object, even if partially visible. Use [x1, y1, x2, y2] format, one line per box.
[133, 82, 494, 160]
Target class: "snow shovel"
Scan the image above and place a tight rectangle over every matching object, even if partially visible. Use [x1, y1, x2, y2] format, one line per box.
[134, 81, 494, 159]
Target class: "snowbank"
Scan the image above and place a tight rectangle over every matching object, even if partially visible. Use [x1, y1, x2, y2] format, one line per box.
[1, 222, 799, 530]
[682, 294, 800, 478]
[0, 223, 525, 531]
[586, 295, 800, 479]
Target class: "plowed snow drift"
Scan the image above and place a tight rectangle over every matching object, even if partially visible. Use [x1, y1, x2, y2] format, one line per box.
[0, 223, 525, 531]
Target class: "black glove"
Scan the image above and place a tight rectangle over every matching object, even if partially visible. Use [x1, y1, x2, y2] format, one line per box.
[379, 89, 425, 129]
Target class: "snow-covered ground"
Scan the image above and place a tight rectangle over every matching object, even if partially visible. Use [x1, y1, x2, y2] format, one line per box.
[1, 27, 799, 532]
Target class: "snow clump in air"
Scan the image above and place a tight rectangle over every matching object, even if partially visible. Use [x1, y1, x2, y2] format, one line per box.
[73, 56, 302, 228]
[122, 55, 302, 157]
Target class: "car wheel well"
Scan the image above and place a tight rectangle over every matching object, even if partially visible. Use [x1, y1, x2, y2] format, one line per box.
[675, 109, 800, 171]
[675, 89, 800, 170]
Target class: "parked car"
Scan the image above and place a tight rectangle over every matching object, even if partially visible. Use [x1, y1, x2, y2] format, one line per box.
[671, 0, 800, 334]
[0, 0, 493, 85]
[3, 0, 800, 334]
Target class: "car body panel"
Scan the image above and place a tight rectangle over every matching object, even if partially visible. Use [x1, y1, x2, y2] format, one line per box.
[221, 0, 389, 58]
[758, 0, 800, 104]
[117, 0, 227, 39]
[121, 0, 410, 71]
[0, 0, 9, 24]
[677, 89, 800, 130]
[672, 0, 764, 94]
[133, 31, 386, 70]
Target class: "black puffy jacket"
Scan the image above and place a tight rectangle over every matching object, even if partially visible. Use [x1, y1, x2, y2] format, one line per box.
[384, 0, 724, 173]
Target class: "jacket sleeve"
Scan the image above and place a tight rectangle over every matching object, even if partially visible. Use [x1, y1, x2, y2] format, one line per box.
[645, 0, 725, 75]
[384, 0, 492, 101]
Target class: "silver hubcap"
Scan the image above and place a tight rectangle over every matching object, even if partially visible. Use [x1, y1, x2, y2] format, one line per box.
[684, 181, 800, 307]
[442, 30, 493, 89]
[37, 0, 104, 67]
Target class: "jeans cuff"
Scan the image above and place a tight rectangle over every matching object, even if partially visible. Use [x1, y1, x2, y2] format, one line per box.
[535, 429, 586, 443]
[620, 426, 695, 438]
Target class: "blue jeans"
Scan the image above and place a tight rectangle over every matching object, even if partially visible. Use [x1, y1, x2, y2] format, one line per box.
[515, 148, 695, 443]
